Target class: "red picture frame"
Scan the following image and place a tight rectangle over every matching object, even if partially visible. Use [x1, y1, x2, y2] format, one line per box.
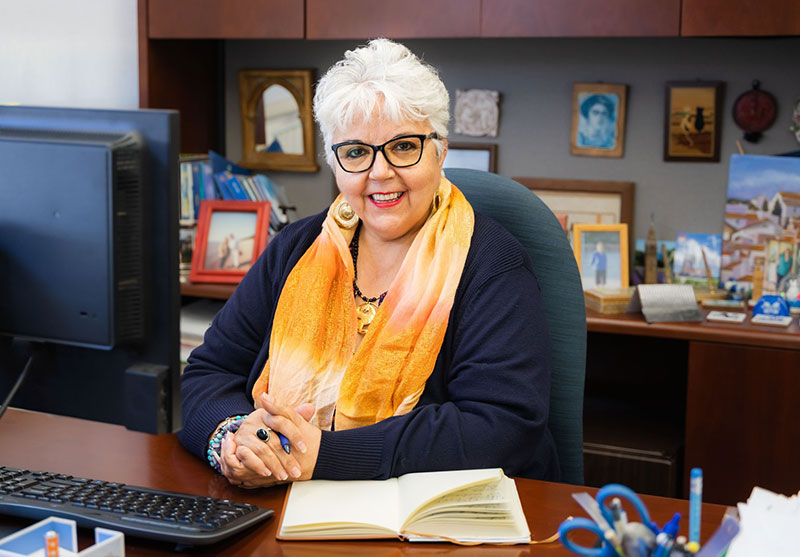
[189, 200, 271, 284]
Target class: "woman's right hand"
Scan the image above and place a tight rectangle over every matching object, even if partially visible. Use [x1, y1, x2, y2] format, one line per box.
[218, 403, 316, 488]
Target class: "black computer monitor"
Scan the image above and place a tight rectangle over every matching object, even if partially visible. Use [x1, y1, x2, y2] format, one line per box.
[0, 105, 181, 434]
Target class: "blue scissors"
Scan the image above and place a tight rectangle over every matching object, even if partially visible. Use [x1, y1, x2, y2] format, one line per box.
[559, 484, 658, 556]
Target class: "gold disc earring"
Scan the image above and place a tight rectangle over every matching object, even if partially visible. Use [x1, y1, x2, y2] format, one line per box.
[333, 199, 358, 229]
[430, 188, 442, 215]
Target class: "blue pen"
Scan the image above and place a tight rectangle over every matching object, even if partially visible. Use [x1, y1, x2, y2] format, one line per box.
[277, 432, 291, 454]
[653, 513, 680, 557]
[690, 468, 702, 545]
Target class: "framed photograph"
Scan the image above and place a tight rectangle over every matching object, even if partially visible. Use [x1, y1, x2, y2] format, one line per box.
[573, 223, 630, 290]
[570, 83, 628, 158]
[513, 177, 634, 247]
[664, 81, 725, 162]
[189, 200, 271, 284]
[442, 142, 498, 173]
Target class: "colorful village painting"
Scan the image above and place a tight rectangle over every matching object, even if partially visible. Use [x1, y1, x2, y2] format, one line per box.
[722, 154, 800, 293]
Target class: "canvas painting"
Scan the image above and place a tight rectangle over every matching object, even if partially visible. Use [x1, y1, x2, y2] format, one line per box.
[721, 154, 800, 293]
[672, 233, 722, 287]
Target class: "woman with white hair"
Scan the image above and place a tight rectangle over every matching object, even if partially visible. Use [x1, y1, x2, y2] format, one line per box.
[178, 39, 559, 488]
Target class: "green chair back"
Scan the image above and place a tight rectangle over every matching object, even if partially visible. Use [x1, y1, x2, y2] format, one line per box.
[445, 168, 586, 485]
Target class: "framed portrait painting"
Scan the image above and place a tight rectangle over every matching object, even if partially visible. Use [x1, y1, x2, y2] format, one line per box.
[573, 223, 630, 290]
[570, 83, 628, 158]
[664, 81, 725, 162]
[189, 200, 271, 284]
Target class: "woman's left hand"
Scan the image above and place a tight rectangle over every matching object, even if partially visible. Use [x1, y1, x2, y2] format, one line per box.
[220, 395, 321, 488]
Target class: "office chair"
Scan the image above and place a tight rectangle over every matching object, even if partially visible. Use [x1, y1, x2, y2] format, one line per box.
[444, 168, 587, 485]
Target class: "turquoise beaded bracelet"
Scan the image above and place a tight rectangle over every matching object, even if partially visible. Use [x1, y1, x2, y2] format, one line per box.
[207, 415, 247, 474]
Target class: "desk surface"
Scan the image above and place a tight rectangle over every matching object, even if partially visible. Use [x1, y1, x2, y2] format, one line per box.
[587, 308, 800, 350]
[0, 409, 729, 555]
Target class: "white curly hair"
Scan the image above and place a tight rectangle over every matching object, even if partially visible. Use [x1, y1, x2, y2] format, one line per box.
[313, 38, 450, 168]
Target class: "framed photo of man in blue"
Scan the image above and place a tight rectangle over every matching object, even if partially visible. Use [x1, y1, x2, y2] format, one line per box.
[573, 223, 630, 290]
[571, 83, 628, 158]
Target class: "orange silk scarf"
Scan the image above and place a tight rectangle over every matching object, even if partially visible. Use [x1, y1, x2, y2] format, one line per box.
[251, 177, 474, 431]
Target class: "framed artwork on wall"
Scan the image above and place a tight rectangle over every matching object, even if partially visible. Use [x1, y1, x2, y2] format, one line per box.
[190, 200, 271, 284]
[570, 82, 628, 158]
[513, 177, 634, 249]
[573, 223, 630, 290]
[664, 81, 725, 162]
[442, 142, 498, 173]
[238, 69, 318, 172]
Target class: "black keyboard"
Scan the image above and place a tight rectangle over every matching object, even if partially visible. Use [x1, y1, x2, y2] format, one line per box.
[0, 466, 273, 546]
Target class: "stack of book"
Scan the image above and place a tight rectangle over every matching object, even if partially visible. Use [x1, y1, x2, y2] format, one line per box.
[180, 299, 224, 369]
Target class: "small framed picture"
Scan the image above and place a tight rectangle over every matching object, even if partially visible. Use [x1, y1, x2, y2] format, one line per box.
[442, 142, 498, 173]
[189, 200, 271, 284]
[664, 81, 725, 162]
[570, 83, 628, 158]
[573, 223, 630, 290]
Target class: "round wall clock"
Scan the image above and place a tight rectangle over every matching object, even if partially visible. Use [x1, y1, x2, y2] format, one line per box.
[732, 80, 777, 143]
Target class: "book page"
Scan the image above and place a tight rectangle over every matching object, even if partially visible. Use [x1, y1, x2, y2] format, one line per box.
[280, 479, 400, 537]
[397, 468, 503, 529]
[404, 476, 531, 543]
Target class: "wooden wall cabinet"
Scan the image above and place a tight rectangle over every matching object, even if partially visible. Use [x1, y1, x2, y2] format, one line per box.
[481, 0, 681, 37]
[305, 0, 481, 39]
[147, 0, 303, 39]
[682, 0, 800, 36]
[138, 0, 798, 154]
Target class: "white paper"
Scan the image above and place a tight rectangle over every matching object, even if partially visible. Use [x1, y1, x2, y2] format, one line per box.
[726, 487, 800, 556]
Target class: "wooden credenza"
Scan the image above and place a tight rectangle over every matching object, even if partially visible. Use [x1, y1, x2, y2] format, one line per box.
[585, 309, 800, 506]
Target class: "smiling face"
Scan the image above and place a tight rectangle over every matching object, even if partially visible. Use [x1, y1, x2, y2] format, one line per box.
[333, 113, 446, 245]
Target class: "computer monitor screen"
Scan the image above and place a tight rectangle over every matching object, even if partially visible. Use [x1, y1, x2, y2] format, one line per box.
[0, 106, 180, 433]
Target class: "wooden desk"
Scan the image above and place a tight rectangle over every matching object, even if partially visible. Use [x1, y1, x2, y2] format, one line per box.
[0, 409, 727, 555]
[586, 310, 800, 506]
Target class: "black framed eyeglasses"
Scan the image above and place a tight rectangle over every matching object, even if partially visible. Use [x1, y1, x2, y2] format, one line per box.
[331, 132, 439, 173]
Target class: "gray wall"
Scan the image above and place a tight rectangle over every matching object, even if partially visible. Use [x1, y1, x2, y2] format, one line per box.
[225, 37, 800, 242]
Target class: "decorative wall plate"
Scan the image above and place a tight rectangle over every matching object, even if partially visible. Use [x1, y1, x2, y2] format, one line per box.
[732, 80, 777, 143]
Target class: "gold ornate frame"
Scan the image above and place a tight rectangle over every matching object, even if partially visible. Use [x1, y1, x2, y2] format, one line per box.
[238, 69, 318, 172]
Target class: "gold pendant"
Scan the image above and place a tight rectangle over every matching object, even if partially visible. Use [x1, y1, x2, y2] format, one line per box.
[356, 301, 378, 335]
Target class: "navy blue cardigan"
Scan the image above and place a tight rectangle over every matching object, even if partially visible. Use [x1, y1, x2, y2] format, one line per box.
[178, 210, 560, 481]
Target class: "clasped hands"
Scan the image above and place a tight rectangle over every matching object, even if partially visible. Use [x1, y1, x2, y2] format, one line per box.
[218, 393, 321, 489]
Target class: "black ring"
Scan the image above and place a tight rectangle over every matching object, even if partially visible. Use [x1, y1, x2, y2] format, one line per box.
[256, 428, 271, 442]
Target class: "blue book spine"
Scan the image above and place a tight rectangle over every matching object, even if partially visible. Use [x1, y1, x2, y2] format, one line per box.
[213, 171, 235, 200]
[202, 163, 217, 200]
[191, 162, 204, 217]
[226, 174, 251, 201]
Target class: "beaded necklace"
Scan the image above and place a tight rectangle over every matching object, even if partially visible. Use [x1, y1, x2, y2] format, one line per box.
[350, 225, 387, 335]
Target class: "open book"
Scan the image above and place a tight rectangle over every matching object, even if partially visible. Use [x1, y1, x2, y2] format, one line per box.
[277, 468, 530, 544]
